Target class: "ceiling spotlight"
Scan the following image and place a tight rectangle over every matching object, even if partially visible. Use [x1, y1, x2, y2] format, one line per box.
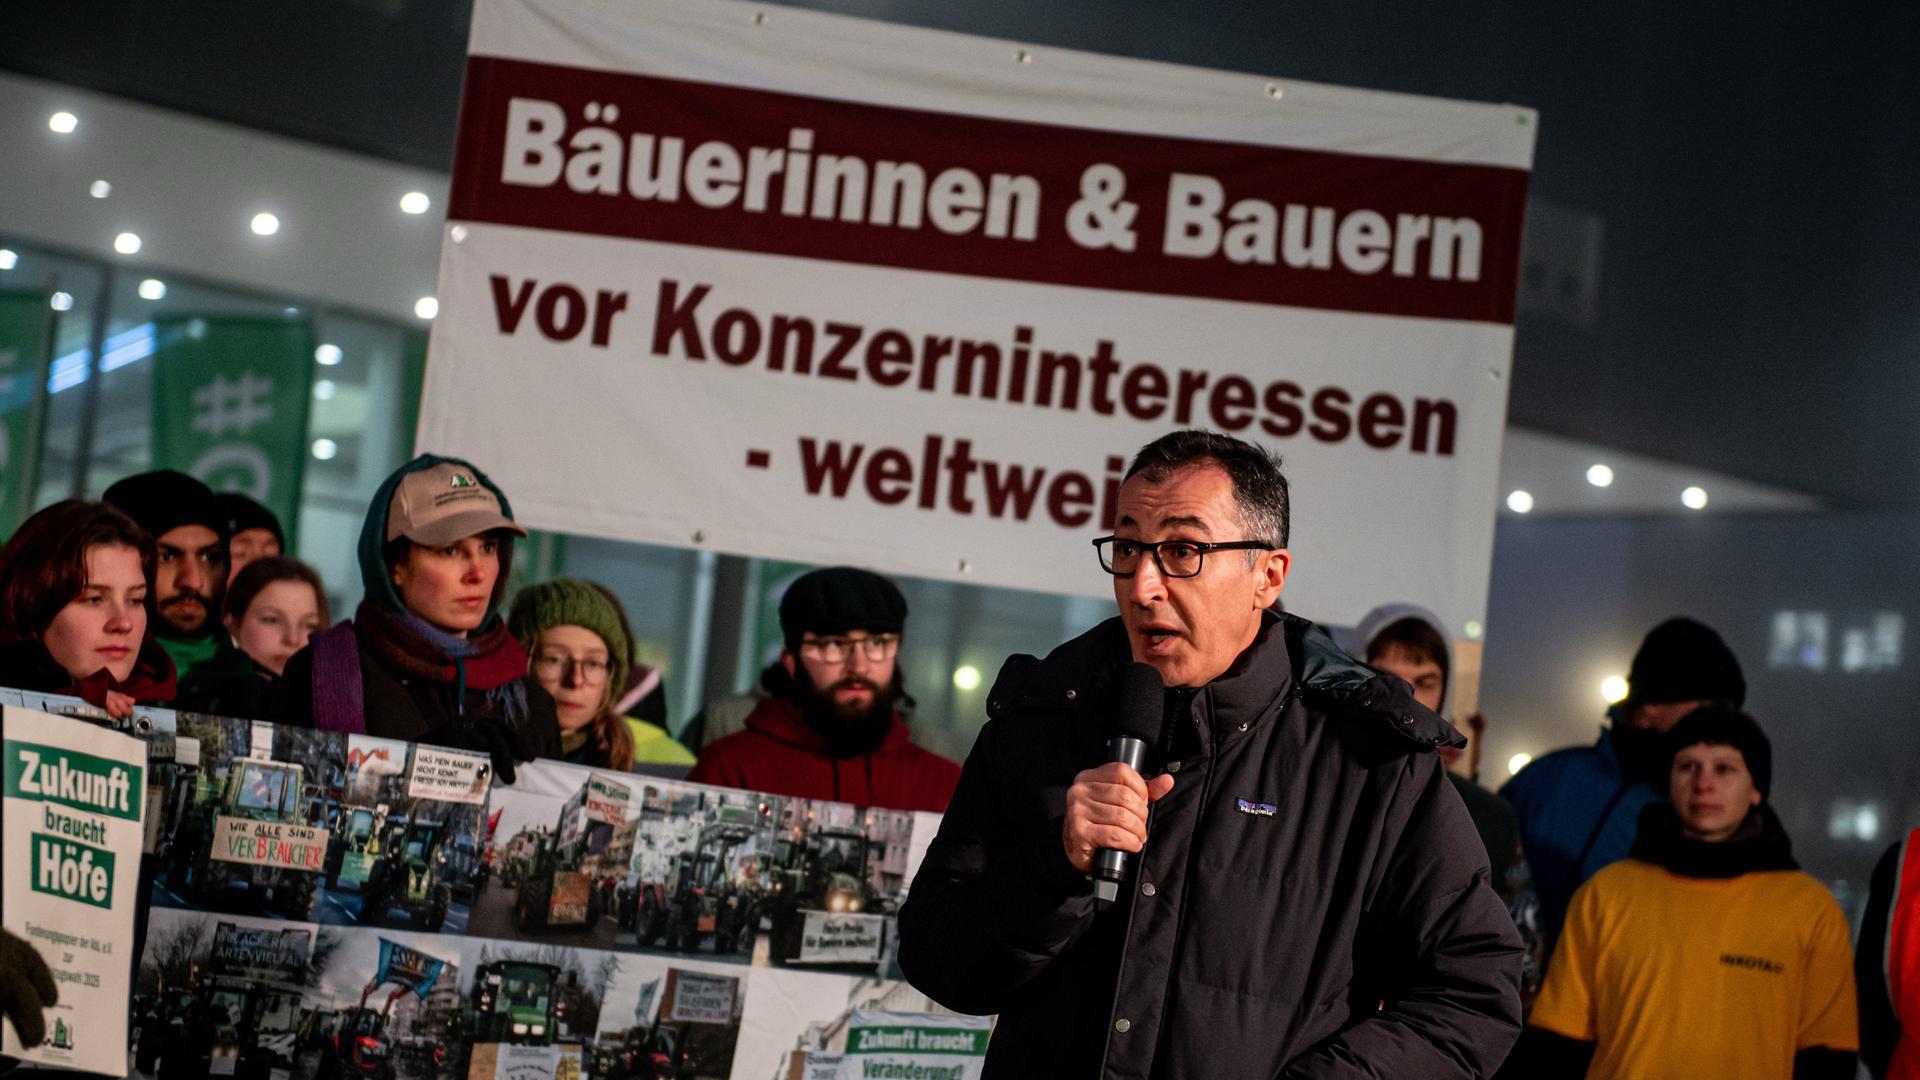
[1507, 752, 1533, 777]
[952, 665, 982, 691]
[399, 191, 431, 215]
[1586, 463, 1614, 488]
[113, 232, 142, 255]
[1601, 675, 1628, 703]
[313, 379, 337, 401]
[1681, 486, 1709, 510]
[311, 438, 339, 461]
[49, 112, 77, 134]
[0, 249, 17, 271]
[1463, 620, 1484, 640]
[50, 292, 75, 312]
[138, 278, 167, 301]
[90, 180, 112, 199]
[314, 344, 343, 366]
[1506, 489, 1534, 514]
[414, 296, 439, 320]
[250, 212, 281, 236]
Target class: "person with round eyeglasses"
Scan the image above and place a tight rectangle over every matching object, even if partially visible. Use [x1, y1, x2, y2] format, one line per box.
[688, 566, 959, 812]
[509, 578, 692, 771]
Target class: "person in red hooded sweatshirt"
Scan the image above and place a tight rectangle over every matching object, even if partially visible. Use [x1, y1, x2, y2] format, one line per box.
[0, 499, 176, 718]
[688, 567, 959, 812]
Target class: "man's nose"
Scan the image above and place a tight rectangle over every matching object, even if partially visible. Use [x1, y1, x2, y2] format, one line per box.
[1126, 558, 1168, 606]
[176, 559, 205, 592]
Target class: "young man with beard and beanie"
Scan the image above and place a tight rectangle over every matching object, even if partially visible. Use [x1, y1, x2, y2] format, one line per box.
[270, 455, 560, 782]
[687, 567, 960, 813]
[102, 469, 269, 717]
[1509, 707, 1858, 1079]
[1502, 615, 1745, 954]
[898, 430, 1521, 1079]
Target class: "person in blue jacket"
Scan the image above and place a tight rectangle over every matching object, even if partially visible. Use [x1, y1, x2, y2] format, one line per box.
[1501, 616, 1745, 953]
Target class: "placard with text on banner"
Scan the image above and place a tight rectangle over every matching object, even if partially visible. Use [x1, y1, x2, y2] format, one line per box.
[421, 0, 1536, 636]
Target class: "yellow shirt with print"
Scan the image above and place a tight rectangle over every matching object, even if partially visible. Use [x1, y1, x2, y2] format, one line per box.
[1530, 857, 1857, 1080]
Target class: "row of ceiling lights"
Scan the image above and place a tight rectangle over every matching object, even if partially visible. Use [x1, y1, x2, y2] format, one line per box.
[1506, 461, 1709, 514]
[40, 110, 440, 321]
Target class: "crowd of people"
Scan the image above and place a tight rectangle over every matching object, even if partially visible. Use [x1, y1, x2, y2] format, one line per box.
[0, 431, 1915, 1078]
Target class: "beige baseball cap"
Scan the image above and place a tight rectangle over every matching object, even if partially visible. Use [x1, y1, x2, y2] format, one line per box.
[385, 462, 529, 546]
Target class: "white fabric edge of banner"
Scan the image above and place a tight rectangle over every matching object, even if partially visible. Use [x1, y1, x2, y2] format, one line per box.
[468, 0, 1539, 170]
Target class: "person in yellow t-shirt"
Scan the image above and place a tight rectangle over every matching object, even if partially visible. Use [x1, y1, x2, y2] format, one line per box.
[1506, 706, 1858, 1079]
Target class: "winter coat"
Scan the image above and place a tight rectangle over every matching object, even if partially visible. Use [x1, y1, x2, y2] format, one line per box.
[897, 610, 1523, 1079]
[687, 695, 960, 812]
[1500, 725, 1662, 948]
[163, 632, 271, 718]
[268, 454, 559, 768]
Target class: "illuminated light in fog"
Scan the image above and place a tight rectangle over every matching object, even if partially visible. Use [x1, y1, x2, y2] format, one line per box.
[1463, 620, 1483, 640]
[400, 191, 432, 215]
[138, 278, 166, 301]
[1601, 675, 1629, 704]
[1586, 463, 1614, 488]
[113, 232, 141, 255]
[1855, 806, 1880, 842]
[414, 296, 439, 320]
[310, 438, 338, 461]
[90, 180, 112, 199]
[314, 343, 343, 366]
[1507, 753, 1532, 777]
[1506, 490, 1534, 514]
[50, 292, 74, 312]
[0, 249, 16, 271]
[313, 380, 337, 401]
[250, 212, 281, 236]
[952, 665, 982, 691]
[49, 112, 77, 134]
[1682, 486, 1709, 510]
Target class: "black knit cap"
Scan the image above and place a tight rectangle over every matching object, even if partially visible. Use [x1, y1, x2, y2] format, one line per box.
[213, 492, 284, 548]
[102, 470, 228, 543]
[1627, 617, 1745, 707]
[779, 567, 908, 650]
[1665, 705, 1773, 796]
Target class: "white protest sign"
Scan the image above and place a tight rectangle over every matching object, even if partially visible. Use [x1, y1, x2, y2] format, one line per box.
[211, 815, 329, 871]
[422, 0, 1534, 634]
[668, 969, 738, 1024]
[839, 1010, 991, 1080]
[407, 745, 492, 805]
[798, 911, 889, 964]
[2, 706, 147, 1075]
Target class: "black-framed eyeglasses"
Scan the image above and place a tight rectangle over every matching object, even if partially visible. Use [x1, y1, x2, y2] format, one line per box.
[1092, 536, 1276, 578]
[798, 633, 902, 664]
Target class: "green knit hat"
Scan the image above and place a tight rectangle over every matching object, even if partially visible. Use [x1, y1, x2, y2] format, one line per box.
[508, 578, 631, 692]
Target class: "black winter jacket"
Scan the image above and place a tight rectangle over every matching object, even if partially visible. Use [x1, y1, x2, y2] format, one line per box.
[898, 611, 1523, 1079]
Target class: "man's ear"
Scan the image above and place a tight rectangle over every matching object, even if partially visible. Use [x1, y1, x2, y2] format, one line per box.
[780, 650, 796, 679]
[1253, 548, 1291, 609]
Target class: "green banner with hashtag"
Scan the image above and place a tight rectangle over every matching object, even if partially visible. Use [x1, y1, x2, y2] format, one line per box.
[0, 289, 54, 537]
[150, 317, 314, 535]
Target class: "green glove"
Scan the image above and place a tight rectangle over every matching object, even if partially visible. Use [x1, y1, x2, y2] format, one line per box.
[0, 927, 59, 1049]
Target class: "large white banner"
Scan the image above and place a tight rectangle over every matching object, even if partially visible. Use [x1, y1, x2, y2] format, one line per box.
[422, 0, 1535, 634]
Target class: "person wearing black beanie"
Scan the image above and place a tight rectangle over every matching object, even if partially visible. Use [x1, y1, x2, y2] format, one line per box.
[102, 470, 268, 718]
[1511, 706, 1859, 1079]
[1502, 615, 1748, 955]
[687, 566, 959, 813]
[214, 491, 286, 583]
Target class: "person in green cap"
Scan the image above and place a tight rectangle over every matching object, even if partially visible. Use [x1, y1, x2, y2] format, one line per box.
[509, 578, 693, 771]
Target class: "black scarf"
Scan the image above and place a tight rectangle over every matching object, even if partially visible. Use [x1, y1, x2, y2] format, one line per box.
[1628, 801, 1798, 878]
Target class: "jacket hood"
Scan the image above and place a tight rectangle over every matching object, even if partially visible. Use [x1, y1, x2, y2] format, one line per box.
[1340, 603, 1453, 719]
[987, 609, 1464, 756]
[360, 454, 518, 624]
[741, 693, 913, 757]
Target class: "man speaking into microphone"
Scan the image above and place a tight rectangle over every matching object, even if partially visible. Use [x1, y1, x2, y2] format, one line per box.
[898, 430, 1522, 1079]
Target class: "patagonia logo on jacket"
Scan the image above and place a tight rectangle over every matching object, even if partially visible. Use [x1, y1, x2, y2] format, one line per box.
[1235, 798, 1277, 817]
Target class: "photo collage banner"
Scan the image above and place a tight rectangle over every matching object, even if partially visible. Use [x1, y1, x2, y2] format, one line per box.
[1, 690, 987, 1080]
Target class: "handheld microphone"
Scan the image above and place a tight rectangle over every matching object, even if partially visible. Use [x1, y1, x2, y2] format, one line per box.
[1091, 662, 1165, 906]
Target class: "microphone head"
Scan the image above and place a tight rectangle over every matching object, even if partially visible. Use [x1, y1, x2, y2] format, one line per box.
[1115, 662, 1164, 742]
